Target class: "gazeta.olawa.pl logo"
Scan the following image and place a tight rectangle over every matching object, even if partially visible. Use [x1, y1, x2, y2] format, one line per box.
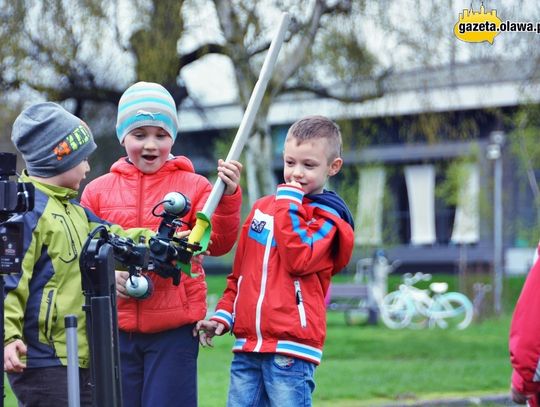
[454, 3, 540, 44]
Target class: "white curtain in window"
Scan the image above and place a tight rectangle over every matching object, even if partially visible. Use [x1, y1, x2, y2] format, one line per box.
[405, 165, 436, 245]
[356, 167, 386, 246]
[451, 163, 480, 244]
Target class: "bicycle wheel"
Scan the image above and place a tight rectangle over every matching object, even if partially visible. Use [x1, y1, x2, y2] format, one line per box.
[407, 295, 431, 330]
[428, 292, 474, 330]
[380, 290, 413, 329]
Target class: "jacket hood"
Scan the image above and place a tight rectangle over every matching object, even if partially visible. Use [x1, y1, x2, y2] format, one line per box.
[110, 155, 195, 177]
[306, 189, 355, 230]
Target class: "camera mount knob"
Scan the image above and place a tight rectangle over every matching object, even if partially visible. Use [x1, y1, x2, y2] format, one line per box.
[163, 192, 190, 216]
[125, 274, 153, 299]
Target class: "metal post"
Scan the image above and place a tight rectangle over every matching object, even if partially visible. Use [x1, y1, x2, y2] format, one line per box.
[487, 131, 505, 315]
[65, 315, 80, 407]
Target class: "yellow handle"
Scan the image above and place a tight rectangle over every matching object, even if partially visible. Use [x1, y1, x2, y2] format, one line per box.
[188, 218, 209, 249]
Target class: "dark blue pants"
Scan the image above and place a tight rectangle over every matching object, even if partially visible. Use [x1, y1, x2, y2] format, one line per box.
[119, 324, 199, 407]
[8, 366, 93, 407]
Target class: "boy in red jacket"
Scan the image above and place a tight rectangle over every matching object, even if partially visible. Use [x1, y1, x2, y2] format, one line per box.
[80, 82, 242, 407]
[194, 115, 355, 407]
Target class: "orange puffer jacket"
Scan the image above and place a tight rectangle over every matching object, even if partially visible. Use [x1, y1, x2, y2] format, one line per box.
[80, 156, 242, 333]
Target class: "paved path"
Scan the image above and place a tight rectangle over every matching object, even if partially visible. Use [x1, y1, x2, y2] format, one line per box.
[380, 394, 517, 406]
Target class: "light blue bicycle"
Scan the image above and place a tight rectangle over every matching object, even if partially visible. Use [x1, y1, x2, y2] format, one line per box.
[380, 272, 473, 330]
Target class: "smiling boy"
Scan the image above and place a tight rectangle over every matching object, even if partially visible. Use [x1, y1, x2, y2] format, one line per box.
[194, 115, 355, 407]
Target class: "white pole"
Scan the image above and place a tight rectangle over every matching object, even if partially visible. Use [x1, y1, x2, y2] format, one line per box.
[201, 12, 290, 217]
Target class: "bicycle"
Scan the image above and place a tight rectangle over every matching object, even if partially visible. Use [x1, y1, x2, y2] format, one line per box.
[380, 272, 474, 330]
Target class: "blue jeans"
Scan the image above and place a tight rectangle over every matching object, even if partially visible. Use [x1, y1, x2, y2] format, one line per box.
[227, 352, 316, 407]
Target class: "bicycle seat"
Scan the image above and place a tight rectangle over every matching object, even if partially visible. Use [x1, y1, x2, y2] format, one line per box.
[430, 282, 448, 294]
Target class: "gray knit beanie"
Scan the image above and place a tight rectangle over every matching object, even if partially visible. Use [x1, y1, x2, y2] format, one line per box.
[116, 81, 179, 143]
[11, 102, 97, 177]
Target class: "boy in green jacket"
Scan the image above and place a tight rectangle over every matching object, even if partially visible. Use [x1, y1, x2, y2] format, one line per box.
[3, 102, 152, 406]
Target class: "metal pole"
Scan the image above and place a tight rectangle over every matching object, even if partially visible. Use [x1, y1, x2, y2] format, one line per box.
[65, 315, 80, 407]
[201, 12, 290, 218]
[487, 131, 505, 315]
[493, 148, 503, 315]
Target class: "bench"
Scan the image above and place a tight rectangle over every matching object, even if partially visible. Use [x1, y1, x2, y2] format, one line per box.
[326, 283, 378, 325]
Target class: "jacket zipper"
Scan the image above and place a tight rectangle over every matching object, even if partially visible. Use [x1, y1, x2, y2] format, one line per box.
[254, 228, 273, 352]
[64, 203, 83, 250]
[137, 173, 145, 226]
[294, 280, 307, 328]
[136, 174, 145, 328]
[231, 276, 243, 333]
[44, 289, 55, 345]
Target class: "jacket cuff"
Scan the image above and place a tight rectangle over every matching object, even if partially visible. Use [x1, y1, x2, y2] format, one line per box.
[276, 184, 304, 204]
[4, 335, 22, 347]
[215, 185, 242, 215]
[211, 309, 233, 331]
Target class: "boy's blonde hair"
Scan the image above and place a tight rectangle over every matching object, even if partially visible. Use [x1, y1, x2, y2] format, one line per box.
[286, 115, 342, 162]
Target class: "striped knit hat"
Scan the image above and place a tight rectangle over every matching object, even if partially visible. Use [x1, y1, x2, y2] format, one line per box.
[116, 81, 179, 143]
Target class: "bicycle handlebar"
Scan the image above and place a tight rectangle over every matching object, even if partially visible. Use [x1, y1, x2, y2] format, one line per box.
[403, 272, 432, 286]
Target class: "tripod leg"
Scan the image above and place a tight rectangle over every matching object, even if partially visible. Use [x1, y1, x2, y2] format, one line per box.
[65, 315, 80, 407]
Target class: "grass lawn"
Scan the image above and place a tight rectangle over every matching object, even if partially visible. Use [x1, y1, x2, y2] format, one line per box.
[198, 273, 519, 406]
[198, 311, 512, 406]
[3, 273, 522, 406]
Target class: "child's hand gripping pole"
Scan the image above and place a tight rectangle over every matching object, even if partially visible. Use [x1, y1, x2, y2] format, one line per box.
[182, 12, 291, 275]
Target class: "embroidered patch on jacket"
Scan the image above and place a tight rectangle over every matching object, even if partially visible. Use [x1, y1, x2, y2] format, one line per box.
[250, 219, 266, 233]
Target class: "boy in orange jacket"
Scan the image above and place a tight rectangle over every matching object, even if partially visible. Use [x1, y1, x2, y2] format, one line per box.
[81, 82, 242, 407]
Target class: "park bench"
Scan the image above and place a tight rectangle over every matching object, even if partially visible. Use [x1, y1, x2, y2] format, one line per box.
[326, 252, 398, 326]
[327, 282, 378, 325]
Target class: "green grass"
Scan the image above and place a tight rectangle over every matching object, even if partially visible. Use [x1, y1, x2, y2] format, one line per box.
[198, 313, 513, 406]
[3, 376, 17, 407]
[3, 273, 524, 406]
[198, 273, 521, 406]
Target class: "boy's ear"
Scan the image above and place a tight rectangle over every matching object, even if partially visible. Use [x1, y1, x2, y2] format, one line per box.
[328, 157, 343, 176]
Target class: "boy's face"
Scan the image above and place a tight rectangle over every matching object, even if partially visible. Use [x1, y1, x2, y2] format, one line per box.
[57, 159, 90, 190]
[123, 126, 173, 174]
[283, 137, 342, 195]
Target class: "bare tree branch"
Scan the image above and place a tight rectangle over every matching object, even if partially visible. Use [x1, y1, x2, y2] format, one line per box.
[272, 0, 352, 95]
[282, 67, 392, 104]
[178, 43, 227, 69]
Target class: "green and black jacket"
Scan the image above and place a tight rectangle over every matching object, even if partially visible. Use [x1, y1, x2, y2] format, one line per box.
[4, 172, 151, 368]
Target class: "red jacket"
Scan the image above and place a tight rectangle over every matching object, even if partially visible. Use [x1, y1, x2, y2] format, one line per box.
[211, 185, 354, 365]
[509, 250, 540, 404]
[81, 156, 241, 333]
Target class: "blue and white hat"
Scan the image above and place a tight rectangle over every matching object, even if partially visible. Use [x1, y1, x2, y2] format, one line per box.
[116, 81, 179, 143]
